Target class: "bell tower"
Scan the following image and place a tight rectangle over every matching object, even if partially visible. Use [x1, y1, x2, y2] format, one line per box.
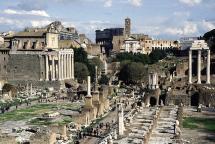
[124, 17, 131, 38]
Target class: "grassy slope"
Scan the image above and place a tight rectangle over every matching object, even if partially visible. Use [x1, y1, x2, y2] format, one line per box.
[0, 103, 80, 123]
[183, 117, 215, 132]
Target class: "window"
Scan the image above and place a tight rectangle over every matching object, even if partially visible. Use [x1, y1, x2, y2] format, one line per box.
[4, 57, 5, 61]
[4, 65, 6, 70]
[24, 42, 27, 49]
[32, 42, 36, 49]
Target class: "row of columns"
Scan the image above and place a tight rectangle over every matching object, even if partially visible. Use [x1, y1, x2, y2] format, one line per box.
[189, 49, 210, 84]
[45, 53, 74, 81]
[148, 73, 159, 90]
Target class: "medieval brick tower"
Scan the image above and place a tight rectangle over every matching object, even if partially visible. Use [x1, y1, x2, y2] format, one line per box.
[124, 17, 131, 38]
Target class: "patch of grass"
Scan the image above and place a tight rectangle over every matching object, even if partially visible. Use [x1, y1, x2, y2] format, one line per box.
[29, 116, 73, 126]
[0, 103, 80, 123]
[183, 117, 215, 132]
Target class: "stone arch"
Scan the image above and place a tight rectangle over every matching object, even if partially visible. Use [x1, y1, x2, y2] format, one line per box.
[191, 92, 199, 106]
[145, 95, 159, 107]
[159, 93, 166, 105]
[150, 97, 157, 106]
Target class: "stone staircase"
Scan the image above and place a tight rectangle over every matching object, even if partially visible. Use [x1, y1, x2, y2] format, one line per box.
[148, 106, 178, 144]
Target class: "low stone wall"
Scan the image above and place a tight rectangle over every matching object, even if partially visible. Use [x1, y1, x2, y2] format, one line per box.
[8, 80, 63, 90]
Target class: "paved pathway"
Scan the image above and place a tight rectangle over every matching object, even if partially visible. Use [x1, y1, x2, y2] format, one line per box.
[149, 106, 178, 144]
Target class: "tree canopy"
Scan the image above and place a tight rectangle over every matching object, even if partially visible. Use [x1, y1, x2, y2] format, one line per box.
[89, 57, 103, 73]
[149, 49, 167, 64]
[74, 62, 89, 83]
[73, 48, 88, 64]
[118, 62, 146, 84]
[73, 48, 102, 82]
[114, 49, 166, 65]
[203, 29, 215, 52]
[99, 74, 110, 85]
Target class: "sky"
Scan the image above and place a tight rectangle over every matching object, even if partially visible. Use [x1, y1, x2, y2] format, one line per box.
[0, 0, 214, 41]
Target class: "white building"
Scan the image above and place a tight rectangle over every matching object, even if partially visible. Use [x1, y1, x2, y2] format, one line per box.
[179, 37, 198, 50]
[120, 37, 143, 53]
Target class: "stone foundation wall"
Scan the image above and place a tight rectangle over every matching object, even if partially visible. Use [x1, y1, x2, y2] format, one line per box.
[7, 54, 45, 81]
[8, 80, 63, 90]
[166, 93, 190, 106]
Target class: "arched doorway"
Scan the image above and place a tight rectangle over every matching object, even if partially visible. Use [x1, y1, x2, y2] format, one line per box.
[159, 94, 166, 105]
[150, 97, 157, 107]
[191, 92, 199, 106]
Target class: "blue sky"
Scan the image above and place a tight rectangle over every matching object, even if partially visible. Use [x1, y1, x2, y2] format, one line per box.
[0, 0, 214, 41]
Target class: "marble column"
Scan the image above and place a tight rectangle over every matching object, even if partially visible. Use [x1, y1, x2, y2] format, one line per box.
[71, 55, 74, 79]
[189, 50, 192, 84]
[95, 66, 98, 84]
[87, 76, 91, 96]
[197, 50, 201, 84]
[45, 55, 49, 81]
[61, 54, 64, 80]
[66, 54, 69, 79]
[58, 54, 61, 80]
[69, 54, 71, 78]
[206, 50, 211, 84]
[118, 103, 124, 136]
[52, 56, 55, 81]
[64, 54, 67, 79]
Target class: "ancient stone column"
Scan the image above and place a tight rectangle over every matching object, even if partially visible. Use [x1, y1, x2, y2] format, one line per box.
[52, 56, 55, 81]
[45, 55, 49, 81]
[61, 54, 64, 80]
[95, 66, 98, 84]
[67, 54, 69, 79]
[118, 103, 124, 136]
[188, 50, 192, 84]
[64, 54, 67, 79]
[197, 50, 201, 84]
[58, 54, 61, 81]
[87, 76, 91, 96]
[71, 55, 74, 79]
[69, 54, 72, 78]
[206, 50, 211, 84]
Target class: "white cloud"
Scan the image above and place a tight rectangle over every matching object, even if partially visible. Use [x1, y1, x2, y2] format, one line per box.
[30, 20, 52, 27]
[128, 0, 142, 7]
[202, 20, 215, 31]
[104, 0, 112, 7]
[165, 22, 198, 35]
[0, 17, 28, 28]
[178, 0, 202, 6]
[3, 9, 50, 17]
